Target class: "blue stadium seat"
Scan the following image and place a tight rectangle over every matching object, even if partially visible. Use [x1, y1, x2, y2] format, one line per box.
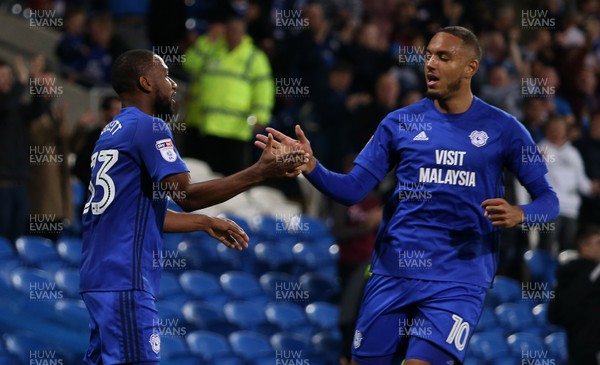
[53, 268, 80, 298]
[270, 332, 311, 352]
[10, 267, 53, 295]
[186, 330, 232, 360]
[182, 301, 240, 336]
[160, 336, 189, 360]
[56, 237, 82, 266]
[156, 301, 185, 320]
[524, 249, 558, 286]
[4, 332, 55, 364]
[158, 272, 188, 307]
[305, 302, 339, 331]
[259, 271, 297, 301]
[475, 306, 498, 332]
[224, 301, 268, 330]
[162, 233, 185, 252]
[220, 271, 268, 305]
[254, 242, 294, 274]
[54, 299, 89, 330]
[486, 276, 522, 306]
[311, 331, 341, 363]
[229, 330, 273, 360]
[544, 332, 568, 365]
[298, 272, 340, 302]
[179, 271, 229, 306]
[0, 237, 16, 258]
[287, 215, 331, 240]
[462, 354, 484, 365]
[182, 301, 224, 328]
[177, 236, 223, 271]
[506, 332, 547, 356]
[0, 353, 19, 365]
[210, 355, 246, 365]
[265, 302, 312, 337]
[292, 242, 338, 277]
[251, 215, 280, 240]
[468, 331, 510, 362]
[216, 242, 245, 272]
[15, 236, 63, 271]
[495, 302, 538, 334]
[490, 355, 522, 365]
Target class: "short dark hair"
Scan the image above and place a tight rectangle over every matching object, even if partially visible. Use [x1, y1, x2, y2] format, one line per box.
[436, 26, 482, 61]
[111, 49, 155, 95]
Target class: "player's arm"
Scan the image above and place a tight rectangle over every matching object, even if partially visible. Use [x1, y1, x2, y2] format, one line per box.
[255, 125, 380, 206]
[164, 210, 249, 250]
[481, 175, 559, 228]
[162, 134, 308, 212]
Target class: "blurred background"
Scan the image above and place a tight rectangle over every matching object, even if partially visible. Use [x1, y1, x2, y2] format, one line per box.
[0, 0, 599, 364]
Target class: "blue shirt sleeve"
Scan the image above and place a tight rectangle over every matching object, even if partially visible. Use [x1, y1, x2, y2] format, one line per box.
[504, 117, 548, 185]
[133, 116, 189, 182]
[353, 114, 398, 181]
[304, 162, 379, 205]
[519, 175, 559, 223]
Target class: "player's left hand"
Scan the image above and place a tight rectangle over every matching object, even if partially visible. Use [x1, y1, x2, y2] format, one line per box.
[205, 217, 250, 251]
[480, 198, 524, 228]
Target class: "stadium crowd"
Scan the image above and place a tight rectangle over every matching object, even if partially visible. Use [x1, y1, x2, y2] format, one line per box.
[1, 0, 600, 364]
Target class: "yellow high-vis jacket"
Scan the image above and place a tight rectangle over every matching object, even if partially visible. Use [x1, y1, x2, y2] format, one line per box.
[183, 35, 274, 141]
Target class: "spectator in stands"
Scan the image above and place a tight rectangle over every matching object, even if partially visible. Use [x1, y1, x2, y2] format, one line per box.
[575, 112, 600, 225]
[79, 13, 127, 87]
[285, 2, 340, 105]
[338, 22, 392, 94]
[538, 117, 595, 253]
[548, 224, 600, 365]
[55, 7, 88, 82]
[0, 56, 35, 243]
[72, 96, 122, 191]
[310, 62, 370, 172]
[27, 62, 73, 241]
[107, 0, 150, 49]
[479, 65, 522, 119]
[522, 97, 550, 143]
[183, 15, 274, 175]
[351, 72, 400, 152]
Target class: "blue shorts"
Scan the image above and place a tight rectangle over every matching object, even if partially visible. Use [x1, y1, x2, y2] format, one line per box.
[352, 274, 486, 365]
[81, 290, 161, 365]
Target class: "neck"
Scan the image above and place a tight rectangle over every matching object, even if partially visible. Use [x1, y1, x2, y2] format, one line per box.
[121, 95, 154, 116]
[433, 91, 474, 114]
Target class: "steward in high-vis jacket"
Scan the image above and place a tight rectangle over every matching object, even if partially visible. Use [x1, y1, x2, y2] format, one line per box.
[183, 17, 274, 175]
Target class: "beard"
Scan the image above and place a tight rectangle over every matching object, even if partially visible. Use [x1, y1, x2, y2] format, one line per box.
[426, 75, 462, 100]
[154, 91, 175, 118]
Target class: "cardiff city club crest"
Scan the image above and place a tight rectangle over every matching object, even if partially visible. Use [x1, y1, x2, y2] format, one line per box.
[149, 333, 160, 354]
[353, 330, 363, 349]
[469, 130, 489, 147]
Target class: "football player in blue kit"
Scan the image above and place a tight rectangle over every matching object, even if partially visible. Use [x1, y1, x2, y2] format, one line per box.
[256, 27, 559, 365]
[79, 49, 307, 364]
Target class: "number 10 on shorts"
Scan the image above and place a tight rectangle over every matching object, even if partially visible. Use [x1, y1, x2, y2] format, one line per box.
[445, 314, 470, 351]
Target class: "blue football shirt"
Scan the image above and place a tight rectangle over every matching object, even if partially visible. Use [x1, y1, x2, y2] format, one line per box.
[80, 107, 188, 297]
[355, 97, 548, 287]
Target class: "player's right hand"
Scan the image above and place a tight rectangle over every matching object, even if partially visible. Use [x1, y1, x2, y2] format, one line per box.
[254, 133, 309, 179]
[254, 125, 316, 173]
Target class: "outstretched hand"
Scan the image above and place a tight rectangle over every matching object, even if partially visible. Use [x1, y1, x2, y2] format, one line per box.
[481, 198, 524, 228]
[254, 132, 310, 179]
[255, 125, 316, 173]
[206, 216, 250, 251]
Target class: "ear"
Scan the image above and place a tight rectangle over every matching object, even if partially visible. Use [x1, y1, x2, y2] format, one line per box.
[138, 76, 152, 93]
[464, 58, 479, 79]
